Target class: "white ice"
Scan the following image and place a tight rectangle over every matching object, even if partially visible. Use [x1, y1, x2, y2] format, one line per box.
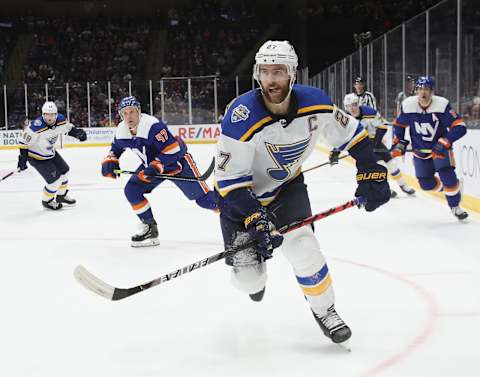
[1, 145, 479, 377]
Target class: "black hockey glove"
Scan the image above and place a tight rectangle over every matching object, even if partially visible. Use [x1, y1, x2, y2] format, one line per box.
[17, 149, 28, 171]
[329, 148, 341, 165]
[68, 127, 87, 142]
[244, 208, 283, 260]
[355, 163, 390, 212]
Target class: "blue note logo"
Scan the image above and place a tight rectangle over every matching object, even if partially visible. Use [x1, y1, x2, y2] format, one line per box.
[231, 104, 250, 123]
[265, 137, 311, 181]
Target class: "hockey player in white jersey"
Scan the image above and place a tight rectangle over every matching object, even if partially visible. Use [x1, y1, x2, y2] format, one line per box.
[18, 101, 87, 210]
[215, 40, 390, 347]
[330, 93, 415, 197]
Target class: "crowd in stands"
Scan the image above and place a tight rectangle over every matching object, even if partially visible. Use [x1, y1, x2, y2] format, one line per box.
[1, 0, 479, 129]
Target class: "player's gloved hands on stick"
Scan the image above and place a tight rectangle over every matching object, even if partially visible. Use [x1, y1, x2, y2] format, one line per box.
[355, 163, 391, 212]
[390, 139, 409, 158]
[137, 159, 165, 184]
[68, 127, 87, 142]
[329, 148, 341, 165]
[244, 208, 283, 260]
[101, 153, 120, 179]
[432, 137, 451, 159]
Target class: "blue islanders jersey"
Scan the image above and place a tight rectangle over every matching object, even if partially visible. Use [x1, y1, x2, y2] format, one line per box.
[214, 84, 367, 205]
[393, 95, 466, 157]
[19, 114, 73, 160]
[110, 113, 186, 170]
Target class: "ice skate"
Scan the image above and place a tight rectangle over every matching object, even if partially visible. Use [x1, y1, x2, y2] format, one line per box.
[42, 198, 63, 210]
[451, 206, 468, 221]
[131, 220, 160, 247]
[312, 305, 352, 350]
[249, 287, 265, 302]
[399, 184, 415, 196]
[57, 190, 76, 205]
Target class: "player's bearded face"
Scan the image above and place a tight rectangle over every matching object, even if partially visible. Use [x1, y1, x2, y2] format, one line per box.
[259, 65, 291, 104]
[417, 87, 433, 105]
[121, 107, 140, 135]
[43, 113, 56, 126]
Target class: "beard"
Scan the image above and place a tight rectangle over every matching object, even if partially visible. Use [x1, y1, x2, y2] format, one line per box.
[262, 83, 290, 104]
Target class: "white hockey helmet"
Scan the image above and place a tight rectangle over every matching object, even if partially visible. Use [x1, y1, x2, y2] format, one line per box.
[253, 40, 298, 84]
[42, 101, 58, 115]
[343, 93, 359, 110]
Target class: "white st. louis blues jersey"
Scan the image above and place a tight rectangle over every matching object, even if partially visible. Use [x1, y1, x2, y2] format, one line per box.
[357, 105, 388, 139]
[215, 84, 368, 205]
[18, 114, 73, 160]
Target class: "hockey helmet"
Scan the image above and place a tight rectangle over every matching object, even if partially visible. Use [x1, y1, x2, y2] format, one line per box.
[415, 76, 435, 90]
[118, 96, 141, 118]
[253, 40, 298, 83]
[41, 101, 58, 115]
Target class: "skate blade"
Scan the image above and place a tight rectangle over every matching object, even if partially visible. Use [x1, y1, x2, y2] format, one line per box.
[131, 239, 160, 248]
[336, 340, 352, 352]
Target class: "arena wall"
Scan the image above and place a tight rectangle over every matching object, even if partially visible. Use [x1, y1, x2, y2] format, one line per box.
[1, 125, 479, 212]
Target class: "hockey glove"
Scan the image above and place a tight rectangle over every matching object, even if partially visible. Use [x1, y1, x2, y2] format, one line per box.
[432, 137, 451, 159]
[136, 160, 164, 184]
[68, 127, 87, 142]
[244, 208, 283, 260]
[17, 149, 28, 171]
[329, 148, 341, 165]
[101, 153, 120, 179]
[390, 139, 409, 158]
[355, 163, 391, 212]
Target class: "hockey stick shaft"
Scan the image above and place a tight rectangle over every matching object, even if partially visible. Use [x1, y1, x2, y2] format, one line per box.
[373, 148, 431, 153]
[302, 154, 350, 174]
[0, 170, 15, 182]
[114, 157, 215, 182]
[74, 197, 364, 301]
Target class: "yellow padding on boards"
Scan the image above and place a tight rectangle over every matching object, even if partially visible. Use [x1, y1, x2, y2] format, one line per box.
[314, 145, 480, 213]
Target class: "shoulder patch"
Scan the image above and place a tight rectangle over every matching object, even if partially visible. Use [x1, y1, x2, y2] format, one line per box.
[231, 104, 250, 123]
[34, 119, 43, 126]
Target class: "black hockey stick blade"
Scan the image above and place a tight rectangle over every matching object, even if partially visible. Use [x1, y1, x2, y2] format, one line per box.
[114, 157, 215, 182]
[74, 197, 363, 301]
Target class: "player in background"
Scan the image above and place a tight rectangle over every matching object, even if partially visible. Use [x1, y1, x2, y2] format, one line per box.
[350, 76, 377, 109]
[395, 75, 416, 117]
[329, 93, 415, 198]
[101, 96, 217, 247]
[215, 40, 390, 347]
[392, 76, 468, 220]
[18, 101, 87, 209]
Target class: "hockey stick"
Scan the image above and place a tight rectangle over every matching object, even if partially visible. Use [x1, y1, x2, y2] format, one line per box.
[302, 154, 350, 174]
[373, 148, 432, 154]
[114, 157, 215, 182]
[0, 170, 15, 183]
[74, 196, 364, 301]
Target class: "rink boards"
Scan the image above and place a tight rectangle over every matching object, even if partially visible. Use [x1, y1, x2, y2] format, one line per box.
[1, 124, 479, 212]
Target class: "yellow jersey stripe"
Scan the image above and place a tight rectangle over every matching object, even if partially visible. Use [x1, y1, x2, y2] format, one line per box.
[297, 104, 334, 114]
[239, 116, 273, 142]
[346, 129, 368, 150]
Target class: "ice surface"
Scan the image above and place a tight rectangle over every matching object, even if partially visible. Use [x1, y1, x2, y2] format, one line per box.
[1, 145, 479, 377]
